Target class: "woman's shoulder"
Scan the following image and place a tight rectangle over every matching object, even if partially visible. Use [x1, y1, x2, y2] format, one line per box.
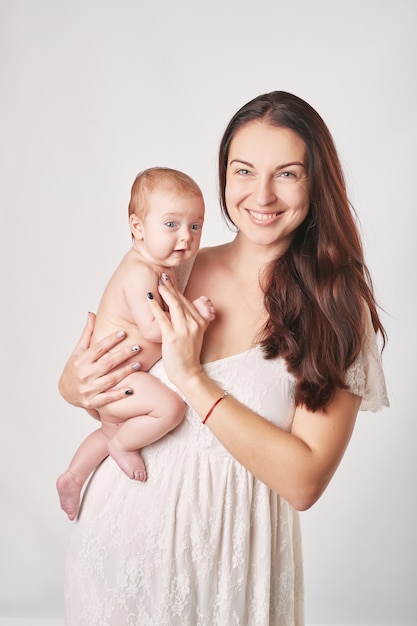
[192, 245, 232, 282]
[195, 244, 230, 268]
[185, 245, 230, 297]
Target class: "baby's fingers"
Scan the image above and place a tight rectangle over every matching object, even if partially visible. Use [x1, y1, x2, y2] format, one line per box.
[158, 276, 203, 321]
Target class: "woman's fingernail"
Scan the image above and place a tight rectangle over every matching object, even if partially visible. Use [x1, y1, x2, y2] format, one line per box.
[158, 279, 163, 286]
[147, 292, 154, 299]
[116, 330, 126, 338]
[131, 362, 141, 371]
[131, 344, 141, 353]
[125, 389, 133, 396]
[162, 273, 169, 281]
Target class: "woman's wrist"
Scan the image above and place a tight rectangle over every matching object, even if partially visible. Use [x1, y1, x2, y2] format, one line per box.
[202, 391, 228, 424]
[176, 370, 228, 424]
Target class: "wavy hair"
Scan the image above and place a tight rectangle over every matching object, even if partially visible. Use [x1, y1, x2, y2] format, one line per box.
[218, 91, 386, 411]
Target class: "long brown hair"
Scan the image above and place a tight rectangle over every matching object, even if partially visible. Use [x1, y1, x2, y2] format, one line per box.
[218, 91, 386, 411]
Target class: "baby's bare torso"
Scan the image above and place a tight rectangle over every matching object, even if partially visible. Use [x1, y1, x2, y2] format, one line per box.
[92, 249, 176, 372]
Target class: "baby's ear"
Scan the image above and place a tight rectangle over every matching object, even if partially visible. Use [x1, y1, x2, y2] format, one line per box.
[129, 213, 144, 240]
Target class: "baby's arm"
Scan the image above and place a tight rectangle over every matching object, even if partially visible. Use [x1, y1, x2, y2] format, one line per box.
[125, 265, 215, 342]
[124, 264, 166, 342]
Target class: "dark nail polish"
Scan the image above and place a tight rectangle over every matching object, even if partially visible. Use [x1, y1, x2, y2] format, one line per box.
[147, 292, 154, 299]
[125, 389, 133, 396]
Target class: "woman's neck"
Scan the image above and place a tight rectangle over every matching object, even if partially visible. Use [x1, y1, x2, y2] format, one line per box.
[222, 233, 282, 287]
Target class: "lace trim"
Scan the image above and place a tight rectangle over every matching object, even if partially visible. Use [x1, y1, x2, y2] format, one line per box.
[344, 306, 389, 412]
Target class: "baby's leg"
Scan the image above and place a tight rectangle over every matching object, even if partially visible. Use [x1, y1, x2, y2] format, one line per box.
[192, 296, 215, 323]
[56, 428, 109, 520]
[106, 434, 147, 482]
[100, 372, 185, 482]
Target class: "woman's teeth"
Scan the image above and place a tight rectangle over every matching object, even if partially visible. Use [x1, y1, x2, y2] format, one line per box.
[248, 210, 280, 221]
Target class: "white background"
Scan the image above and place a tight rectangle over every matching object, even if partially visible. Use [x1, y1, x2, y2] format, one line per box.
[1, 0, 416, 624]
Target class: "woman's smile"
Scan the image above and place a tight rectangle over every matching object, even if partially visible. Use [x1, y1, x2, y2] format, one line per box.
[246, 208, 286, 222]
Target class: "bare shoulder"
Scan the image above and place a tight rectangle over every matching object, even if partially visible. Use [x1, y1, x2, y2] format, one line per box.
[193, 244, 230, 274]
[186, 245, 231, 299]
[115, 250, 158, 285]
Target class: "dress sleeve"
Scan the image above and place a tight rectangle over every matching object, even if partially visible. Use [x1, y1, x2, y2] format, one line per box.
[344, 305, 390, 412]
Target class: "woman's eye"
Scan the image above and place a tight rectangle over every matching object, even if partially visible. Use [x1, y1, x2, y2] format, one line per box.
[278, 171, 300, 182]
[237, 169, 250, 175]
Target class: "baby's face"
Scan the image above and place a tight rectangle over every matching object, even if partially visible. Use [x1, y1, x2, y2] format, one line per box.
[134, 189, 205, 267]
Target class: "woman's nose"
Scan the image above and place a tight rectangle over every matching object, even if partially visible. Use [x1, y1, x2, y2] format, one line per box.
[255, 178, 277, 206]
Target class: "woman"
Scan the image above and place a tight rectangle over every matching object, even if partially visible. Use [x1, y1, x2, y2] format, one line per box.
[59, 91, 389, 625]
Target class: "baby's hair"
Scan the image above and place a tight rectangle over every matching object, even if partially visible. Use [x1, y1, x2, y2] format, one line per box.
[128, 166, 202, 219]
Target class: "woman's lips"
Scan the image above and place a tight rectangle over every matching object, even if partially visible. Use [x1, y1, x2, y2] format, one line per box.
[247, 209, 284, 221]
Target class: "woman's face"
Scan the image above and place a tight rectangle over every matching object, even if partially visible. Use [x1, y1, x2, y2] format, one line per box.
[225, 121, 310, 253]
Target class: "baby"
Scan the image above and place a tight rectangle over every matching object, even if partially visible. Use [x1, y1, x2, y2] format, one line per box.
[57, 167, 214, 520]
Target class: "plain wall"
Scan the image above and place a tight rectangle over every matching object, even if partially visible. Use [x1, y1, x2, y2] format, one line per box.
[0, 0, 416, 623]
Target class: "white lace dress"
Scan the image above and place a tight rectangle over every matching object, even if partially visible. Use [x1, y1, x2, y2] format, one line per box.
[65, 310, 388, 626]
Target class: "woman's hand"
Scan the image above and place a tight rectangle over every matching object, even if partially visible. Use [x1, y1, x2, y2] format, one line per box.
[58, 312, 142, 410]
[147, 278, 207, 390]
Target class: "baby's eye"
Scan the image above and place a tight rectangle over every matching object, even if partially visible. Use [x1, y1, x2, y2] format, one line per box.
[165, 221, 177, 228]
[190, 224, 201, 231]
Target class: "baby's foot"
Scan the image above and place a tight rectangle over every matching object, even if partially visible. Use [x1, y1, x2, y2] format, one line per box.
[56, 470, 83, 521]
[107, 438, 147, 482]
[193, 296, 216, 323]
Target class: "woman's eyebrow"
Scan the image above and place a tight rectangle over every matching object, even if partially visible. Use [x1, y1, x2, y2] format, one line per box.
[229, 159, 254, 167]
[229, 158, 306, 169]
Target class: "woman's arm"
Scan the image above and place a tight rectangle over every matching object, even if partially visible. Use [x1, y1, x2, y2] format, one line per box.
[148, 281, 361, 511]
[185, 374, 359, 511]
[58, 312, 142, 410]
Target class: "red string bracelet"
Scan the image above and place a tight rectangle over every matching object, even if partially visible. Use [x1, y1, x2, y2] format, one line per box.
[202, 391, 228, 425]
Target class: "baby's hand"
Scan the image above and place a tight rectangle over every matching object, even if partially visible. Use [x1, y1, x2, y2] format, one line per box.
[192, 296, 216, 324]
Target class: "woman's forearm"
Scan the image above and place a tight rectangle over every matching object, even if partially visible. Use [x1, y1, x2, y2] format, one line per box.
[181, 372, 359, 511]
